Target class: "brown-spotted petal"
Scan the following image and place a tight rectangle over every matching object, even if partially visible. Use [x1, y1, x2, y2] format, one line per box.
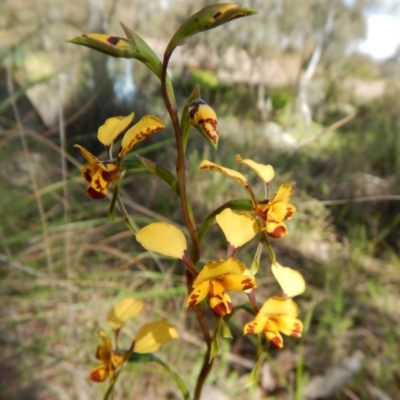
[118, 115, 165, 158]
[74, 144, 108, 170]
[89, 364, 109, 382]
[209, 280, 233, 317]
[186, 280, 210, 308]
[199, 160, 248, 188]
[218, 274, 257, 292]
[275, 315, 303, 338]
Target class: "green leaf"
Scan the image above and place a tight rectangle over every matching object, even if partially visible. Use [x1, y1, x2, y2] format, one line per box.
[136, 155, 179, 195]
[249, 242, 263, 276]
[120, 23, 175, 104]
[166, 4, 257, 56]
[127, 353, 191, 400]
[210, 318, 222, 361]
[180, 85, 201, 151]
[108, 171, 124, 221]
[220, 318, 233, 339]
[246, 351, 266, 389]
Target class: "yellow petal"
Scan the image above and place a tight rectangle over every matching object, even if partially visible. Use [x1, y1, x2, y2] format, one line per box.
[194, 258, 245, 286]
[186, 280, 210, 308]
[216, 208, 258, 248]
[87, 169, 110, 199]
[209, 280, 233, 317]
[218, 274, 257, 292]
[96, 330, 112, 363]
[81, 163, 99, 183]
[265, 329, 284, 349]
[74, 144, 107, 170]
[236, 155, 275, 183]
[244, 315, 268, 335]
[134, 321, 178, 354]
[89, 364, 109, 382]
[118, 115, 165, 158]
[265, 220, 287, 238]
[275, 315, 303, 338]
[189, 99, 218, 148]
[97, 113, 135, 147]
[270, 183, 294, 204]
[136, 222, 187, 259]
[258, 297, 299, 318]
[107, 297, 144, 330]
[271, 263, 306, 298]
[199, 160, 248, 188]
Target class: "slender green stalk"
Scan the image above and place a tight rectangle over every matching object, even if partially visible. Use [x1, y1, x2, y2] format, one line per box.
[161, 51, 200, 262]
[161, 50, 211, 400]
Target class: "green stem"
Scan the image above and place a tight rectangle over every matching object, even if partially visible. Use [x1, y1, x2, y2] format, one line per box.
[193, 348, 214, 400]
[161, 51, 200, 262]
[261, 231, 277, 264]
[162, 50, 211, 400]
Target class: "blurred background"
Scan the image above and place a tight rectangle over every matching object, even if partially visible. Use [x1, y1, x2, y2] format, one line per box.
[1, 0, 400, 399]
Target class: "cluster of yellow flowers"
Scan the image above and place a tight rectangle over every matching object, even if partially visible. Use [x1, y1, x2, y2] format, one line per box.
[76, 109, 305, 385]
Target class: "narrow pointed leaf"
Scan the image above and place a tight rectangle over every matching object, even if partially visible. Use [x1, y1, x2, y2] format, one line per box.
[246, 351, 267, 389]
[136, 155, 179, 195]
[120, 22, 175, 104]
[108, 172, 124, 221]
[180, 85, 201, 151]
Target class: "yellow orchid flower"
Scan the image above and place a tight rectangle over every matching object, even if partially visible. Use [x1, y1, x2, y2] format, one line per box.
[256, 183, 296, 238]
[244, 296, 303, 349]
[89, 330, 125, 383]
[75, 112, 164, 199]
[199, 155, 296, 238]
[187, 257, 257, 317]
[90, 298, 178, 384]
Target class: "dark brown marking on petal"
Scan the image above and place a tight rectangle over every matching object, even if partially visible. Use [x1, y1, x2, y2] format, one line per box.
[270, 335, 283, 348]
[87, 186, 106, 200]
[94, 178, 103, 190]
[107, 36, 121, 46]
[284, 208, 294, 220]
[89, 369, 104, 382]
[83, 168, 93, 183]
[291, 322, 302, 338]
[228, 13, 246, 21]
[211, 300, 232, 317]
[241, 278, 256, 291]
[187, 294, 199, 307]
[269, 225, 286, 239]
[245, 323, 257, 334]
[82, 34, 88, 38]
[212, 11, 222, 19]
[101, 169, 120, 183]
[189, 100, 204, 120]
